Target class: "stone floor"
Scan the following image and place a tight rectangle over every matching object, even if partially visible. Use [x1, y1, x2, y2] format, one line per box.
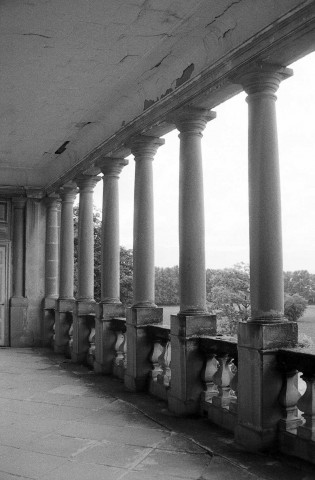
[0, 349, 314, 480]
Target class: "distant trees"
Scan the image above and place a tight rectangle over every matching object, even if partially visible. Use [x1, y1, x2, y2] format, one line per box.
[206, 263, 250, 335]
[72, 206, 314, 319]
[73, 206, 133, 304]
[283, 270, 315, 304]
[155, 266, 179, 305]
[284, 294, 308, 322]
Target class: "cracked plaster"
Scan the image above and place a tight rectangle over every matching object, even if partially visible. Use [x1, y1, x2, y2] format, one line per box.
[0, 0, 312, 189]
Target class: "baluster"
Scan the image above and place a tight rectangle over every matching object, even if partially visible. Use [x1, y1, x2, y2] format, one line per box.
[151, 341, 164, 382]
[229, 359, 238, 413]
[297, 374, 315, 440]
[68, 323, 73, 358]
[212, 354, 234, 408]
[123, 334, 127, 369]
[114, 331, 126, 367]
[278, 368, 302, 432]
[87, 327, 96, 368]
[201, 354, 218, 402]
[163, 341, 171, 388]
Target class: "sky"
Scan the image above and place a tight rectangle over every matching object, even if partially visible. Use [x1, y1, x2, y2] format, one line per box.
[93, 52, 315, 272]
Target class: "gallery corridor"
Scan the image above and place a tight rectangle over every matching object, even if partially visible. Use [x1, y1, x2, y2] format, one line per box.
[0, 348, 313, 480]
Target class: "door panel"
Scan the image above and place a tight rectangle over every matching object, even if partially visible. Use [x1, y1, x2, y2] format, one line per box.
[0, 246, 8, 346]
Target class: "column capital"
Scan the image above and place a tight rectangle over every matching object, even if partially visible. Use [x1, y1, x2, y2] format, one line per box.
[234, 63, 293, 97]
[12, 197, 27, 209]
[75, 174, 101, 192]
[96, 157, 129, 177]
[44, 195, 61, 209]
[169, 106, 216, 136]
[59, 182, 78, 202]
[127, 135, 165, 160]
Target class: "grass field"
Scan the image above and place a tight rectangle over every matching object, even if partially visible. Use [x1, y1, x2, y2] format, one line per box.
[159, 304, 315, 342]
[298, 304, 315, 341]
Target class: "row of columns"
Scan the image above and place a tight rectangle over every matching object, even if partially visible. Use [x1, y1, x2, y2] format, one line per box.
[41, 63, 297, 451]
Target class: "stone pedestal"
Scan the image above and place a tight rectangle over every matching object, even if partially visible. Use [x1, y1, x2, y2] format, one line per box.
[168, 313, 216, 415]
[125, 307, 163, 391]
[10, 297, 29, 347]
[94, 303, 126, 374]
[235, 321, 298, 451]
[71, 300, 96, 363]
[42, 297, 56, 347]
[54, 298, 75, 354]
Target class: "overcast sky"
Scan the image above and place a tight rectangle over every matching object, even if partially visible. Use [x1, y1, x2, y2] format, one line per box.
[93, 52, 315, 273]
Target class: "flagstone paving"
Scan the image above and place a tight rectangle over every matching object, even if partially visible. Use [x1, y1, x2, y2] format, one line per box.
[0, 348, 314, 480]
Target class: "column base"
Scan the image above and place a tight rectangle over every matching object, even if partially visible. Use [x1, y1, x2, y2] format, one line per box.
[125, 306, 163, 392]
[94, 303, 126, 374]
[236, 320, 298, 451]
[42, 297, 57, 310]
[168, 313, 216, 416]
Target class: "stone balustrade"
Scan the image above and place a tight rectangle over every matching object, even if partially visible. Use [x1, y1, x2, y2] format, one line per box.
[199, 336, 238, 432]
[277, 348, 315, 464]
[147, 324, 171, 401]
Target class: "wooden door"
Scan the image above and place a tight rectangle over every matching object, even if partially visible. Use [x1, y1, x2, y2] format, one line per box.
[0, 245, 8, 346]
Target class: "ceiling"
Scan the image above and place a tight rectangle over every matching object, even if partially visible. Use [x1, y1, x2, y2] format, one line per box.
[0, 0, 314, 193]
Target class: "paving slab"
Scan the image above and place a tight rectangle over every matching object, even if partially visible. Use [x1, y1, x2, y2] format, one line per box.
[0, 348, 314, 480]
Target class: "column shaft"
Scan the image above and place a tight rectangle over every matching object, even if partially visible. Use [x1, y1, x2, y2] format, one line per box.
[243, 66, 292, 321]
[174, 107, 216, 314]
[98, 158, 128, 304]
[45, 197, 60, 298]
[76, 175, 100, 301]
[130, 136, 164, 307]
[59, 184, 77, 300]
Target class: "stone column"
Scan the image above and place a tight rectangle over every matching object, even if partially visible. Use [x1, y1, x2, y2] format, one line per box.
[42, 195, 60, 346]
[176, 107, 216, 314]
[234, 64, 298, 451]
[44, 196, 60, 302]
[94, 157, 128, 374]
[54, 183, 78, 354]
[125, 135, 164, 391]
[71, 174, 100, 363]
[168, 107, 217, 415]
[10, 197, 28, 347]
[76, 175, 100, 302]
